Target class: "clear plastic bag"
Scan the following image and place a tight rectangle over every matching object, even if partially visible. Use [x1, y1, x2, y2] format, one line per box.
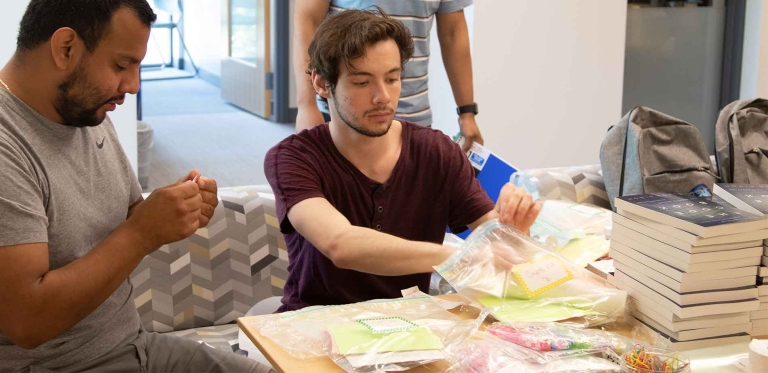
[623, 297, 677, 350]
[531, 200, 612, 243]
[554, 235, 612, 268]
[446, 333, 622, 373]
[243, 295, 483, 372]
[429, 233, 465, 295]
[434, 219, 627, 326]
[485, 322, 635, 362]
[530, 200, 612, 267]
[629, 319, 673, 350]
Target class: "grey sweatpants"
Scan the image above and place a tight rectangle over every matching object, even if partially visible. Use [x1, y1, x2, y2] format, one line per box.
[28, 328, 271, 373]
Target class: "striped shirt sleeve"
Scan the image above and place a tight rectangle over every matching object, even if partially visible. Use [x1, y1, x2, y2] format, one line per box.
[437, 0, 474, 14]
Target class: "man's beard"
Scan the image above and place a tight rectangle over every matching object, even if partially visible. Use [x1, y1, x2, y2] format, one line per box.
[334, 99, 393, 138]
[55, 61, 121, 127]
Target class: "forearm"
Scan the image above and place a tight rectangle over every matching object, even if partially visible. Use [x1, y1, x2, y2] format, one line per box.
[127, 197, 144, 219]
[294, 20, 323, 132]
[294, 25, 318, 110]
[468, 210, 498, 231]
[330, 227, 455, 276]
[438, 22, 475, 107]
[13, 223, 153, 348]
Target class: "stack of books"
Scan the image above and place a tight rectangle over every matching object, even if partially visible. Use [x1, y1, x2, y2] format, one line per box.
[606, 191, 768, 349]
[756, 262, 768, 336]
[714, 184, 768, 336]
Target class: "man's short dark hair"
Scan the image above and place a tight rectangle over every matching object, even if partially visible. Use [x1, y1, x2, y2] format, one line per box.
[308, 7, 415, 102]
[17, 0, 157, 53]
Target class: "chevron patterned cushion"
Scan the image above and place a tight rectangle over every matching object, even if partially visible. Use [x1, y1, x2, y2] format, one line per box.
[130, 186, 287, 340]
[512, 164, 610, 209]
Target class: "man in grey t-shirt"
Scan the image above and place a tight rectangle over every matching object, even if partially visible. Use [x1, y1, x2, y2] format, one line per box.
[0, 1, 269, 372]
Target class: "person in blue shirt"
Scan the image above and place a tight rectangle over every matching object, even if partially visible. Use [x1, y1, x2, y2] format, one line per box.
[293, 0, 484, 153]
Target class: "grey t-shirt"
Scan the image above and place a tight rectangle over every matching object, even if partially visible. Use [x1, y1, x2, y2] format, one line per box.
[0, 89, 143, 371]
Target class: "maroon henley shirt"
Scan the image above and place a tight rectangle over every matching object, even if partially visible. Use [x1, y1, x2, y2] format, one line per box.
[264, 121, 495, 311]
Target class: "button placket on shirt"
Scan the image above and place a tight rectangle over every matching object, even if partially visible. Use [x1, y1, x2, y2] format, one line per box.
[373, 185, 385, 231]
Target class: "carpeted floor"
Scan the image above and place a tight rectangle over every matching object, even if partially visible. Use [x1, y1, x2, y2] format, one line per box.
[140, 78, 294, 191]
[140, 77, 241, 117]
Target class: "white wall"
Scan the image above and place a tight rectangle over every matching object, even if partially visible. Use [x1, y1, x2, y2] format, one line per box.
[0, 1, 138, 173]
[758, 0, 768, 98]
[0, 3, 25, 64]
[431, 1, 627, 170]
[183, 0, 224, 77]
[741, 0, 768, 100]
[741, 0, 762, 99]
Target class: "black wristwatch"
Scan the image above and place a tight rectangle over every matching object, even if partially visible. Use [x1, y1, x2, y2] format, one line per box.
[456, 103, 479, 116]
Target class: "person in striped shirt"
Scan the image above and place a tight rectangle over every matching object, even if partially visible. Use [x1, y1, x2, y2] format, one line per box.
[294, 0, 483, 152]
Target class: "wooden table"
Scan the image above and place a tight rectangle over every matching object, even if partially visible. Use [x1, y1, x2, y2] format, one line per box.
[237, 294, 640, 372]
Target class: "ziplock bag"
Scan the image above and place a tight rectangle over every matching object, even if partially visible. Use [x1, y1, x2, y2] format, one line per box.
[434, 219, 627, 326]
[446, 332, 622, 373]
[486, 322, 635, 362]
[243, 295, 482, 372]
[530, 200, 612, 267]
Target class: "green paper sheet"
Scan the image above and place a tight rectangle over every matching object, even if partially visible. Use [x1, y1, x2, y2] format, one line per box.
[479, 297, 601, 323]
[326, 322, 444, 355]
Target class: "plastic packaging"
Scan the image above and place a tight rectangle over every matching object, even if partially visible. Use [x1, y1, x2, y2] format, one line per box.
[446, 333, 622, 373]
[486, 322, 635, 362]
[511, 170, 543, 201]
[555, 235, 612, 268]
[434, 219, 627, 326]
[429, 233, 465, 295]
[529, 200, 612, 267]
[629, 321, 674, 350]
[243, 295, 482, 372]
[531, 200, 611, 243]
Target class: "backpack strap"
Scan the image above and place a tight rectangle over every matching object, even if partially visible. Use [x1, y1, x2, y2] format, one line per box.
[728, 111, 738, 183]
[618, 107, 638, 197]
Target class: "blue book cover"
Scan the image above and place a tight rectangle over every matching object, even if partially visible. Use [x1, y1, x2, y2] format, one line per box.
[713, 184, 768, 216]
[616, 193, 762, 228]
[474, 152, 518, 204]
[452, 143, 518, 239]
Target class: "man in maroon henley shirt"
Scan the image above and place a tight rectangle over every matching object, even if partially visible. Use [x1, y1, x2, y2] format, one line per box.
[264, 8, 542, 312]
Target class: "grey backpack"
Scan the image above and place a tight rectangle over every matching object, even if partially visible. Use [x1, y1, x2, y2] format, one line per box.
[715, 99, 768, 184]
[600, 106, 717, 210]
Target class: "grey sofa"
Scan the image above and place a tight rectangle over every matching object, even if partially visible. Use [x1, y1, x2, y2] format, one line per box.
[129, 185, 288, 354]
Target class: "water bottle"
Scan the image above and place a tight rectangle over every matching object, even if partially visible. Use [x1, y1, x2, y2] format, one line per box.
[510, 171, 541, 201]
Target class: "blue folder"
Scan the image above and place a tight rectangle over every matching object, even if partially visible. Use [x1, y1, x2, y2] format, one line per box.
[451, 144, 518, 239]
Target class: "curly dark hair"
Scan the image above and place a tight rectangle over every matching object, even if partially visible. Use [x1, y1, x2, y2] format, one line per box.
[308, 6, 415, 102]
[17, 0, 157, 53]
